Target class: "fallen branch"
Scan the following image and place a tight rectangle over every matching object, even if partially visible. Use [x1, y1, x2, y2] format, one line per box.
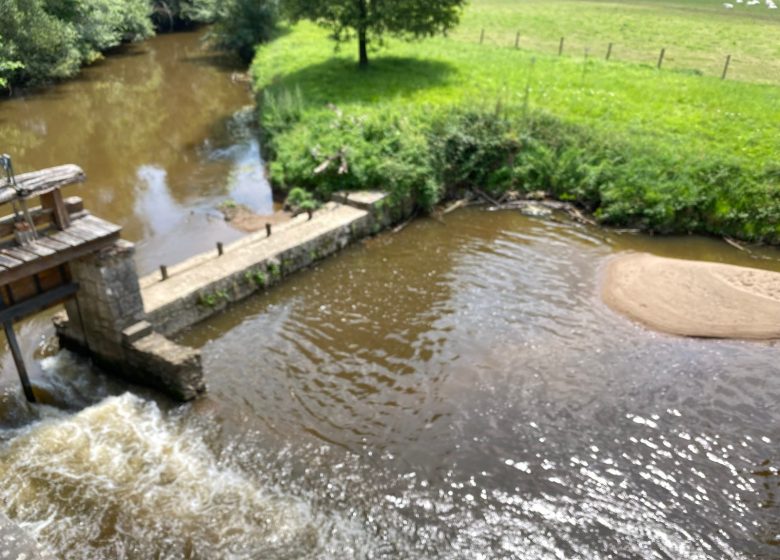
[392, 210, 418, 234]
[724, 236, 750, 253]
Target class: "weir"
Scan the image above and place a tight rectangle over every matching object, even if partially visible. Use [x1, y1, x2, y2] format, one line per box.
[1, 161, 407, 402]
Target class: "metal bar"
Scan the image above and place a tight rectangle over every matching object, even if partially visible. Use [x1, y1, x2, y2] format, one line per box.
[3, 321, 35, 403]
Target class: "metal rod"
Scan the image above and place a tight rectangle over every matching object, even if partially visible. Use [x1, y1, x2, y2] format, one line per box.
[559, 37, 565, 56]
[3, 321, 35, 403]
[160, 265, 169, 281]
[480, 29, 485, 44]
[606, 42, 613, 61]
[657, 48, 666, 69]
[266, 223, 272, 237]
[307, 209, 313, 221]
[515, 32, 520, 49]
[217, 242, 224, 257]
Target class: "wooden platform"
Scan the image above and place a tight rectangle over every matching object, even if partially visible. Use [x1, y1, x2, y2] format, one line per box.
[0, 214, 120, 286]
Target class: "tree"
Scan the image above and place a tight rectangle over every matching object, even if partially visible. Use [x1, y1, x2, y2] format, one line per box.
[284, 0, 467, 67]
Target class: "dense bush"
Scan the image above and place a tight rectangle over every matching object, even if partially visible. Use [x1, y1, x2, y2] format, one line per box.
[205, 0, 280, 62]
[0, 0, 153, 86]
[257, 93, 780, 243]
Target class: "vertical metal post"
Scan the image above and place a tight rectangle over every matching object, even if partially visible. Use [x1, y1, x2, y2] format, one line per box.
[721, 54, 731, 80]
[657, 48, 666, 69]
[160, 265, 169, 281]
[515, 32, 520, 49]
[480, 29, 485, 44]
[559, 37, 565, 56]
[266, 223, 272, 237]
[606, 42, 613, 61]
[217, 242, 224, 257]
[3, 321, 35, 403]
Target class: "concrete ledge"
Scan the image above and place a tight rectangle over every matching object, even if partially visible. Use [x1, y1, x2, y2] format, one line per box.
[126, 333, 205, 400]
[142, 202, 374, 337]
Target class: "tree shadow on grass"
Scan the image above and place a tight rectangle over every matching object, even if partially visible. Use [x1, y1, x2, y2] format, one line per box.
[264, 56, 456, 106]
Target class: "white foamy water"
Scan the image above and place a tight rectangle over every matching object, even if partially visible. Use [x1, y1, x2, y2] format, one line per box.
[0, 394, 330, 559]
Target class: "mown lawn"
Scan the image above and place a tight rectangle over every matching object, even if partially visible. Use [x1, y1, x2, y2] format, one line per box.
[251, 0, 780, 242]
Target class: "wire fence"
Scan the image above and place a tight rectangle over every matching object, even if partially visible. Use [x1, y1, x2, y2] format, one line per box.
[460, 28, 770, 84]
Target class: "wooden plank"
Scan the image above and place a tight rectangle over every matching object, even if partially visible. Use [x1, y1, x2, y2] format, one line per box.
[0, 253, 22, 269]
[0, 231, 118, 285]
[48, 230, 85, 247]
[0, 165, 85, 205]
[0, 197, 81, 238]
[0, 282, 78, 325]
[36, 237, 69, 252]
[0, 247, 36, 263]
[66, 221, 101, 242]
[79, 214, 121, 235]
[21, 242, 56, 258]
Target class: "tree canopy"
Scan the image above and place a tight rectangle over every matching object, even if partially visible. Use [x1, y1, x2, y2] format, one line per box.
[285, 0, 467, 66]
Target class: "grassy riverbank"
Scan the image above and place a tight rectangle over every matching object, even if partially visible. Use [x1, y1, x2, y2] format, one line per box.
[252, 0, 780, 243]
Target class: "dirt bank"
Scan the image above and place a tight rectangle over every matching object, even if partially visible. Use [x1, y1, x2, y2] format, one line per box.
[602, 253, 780, 339]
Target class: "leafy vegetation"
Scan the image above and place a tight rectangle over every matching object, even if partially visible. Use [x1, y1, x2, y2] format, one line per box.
[284, 0, 467, 66]
[0, 0, 278, 88]
[252, 1, 780, 243]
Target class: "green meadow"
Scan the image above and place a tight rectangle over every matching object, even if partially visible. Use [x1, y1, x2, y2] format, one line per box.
[252, 0, 780, 243]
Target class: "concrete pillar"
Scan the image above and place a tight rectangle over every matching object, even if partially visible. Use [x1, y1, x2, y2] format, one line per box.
[63, 239, 145, 362]
[56, 239, 205, 401]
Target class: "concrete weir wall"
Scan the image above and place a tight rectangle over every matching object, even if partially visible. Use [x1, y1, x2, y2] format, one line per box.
[56, 191, 404, 401]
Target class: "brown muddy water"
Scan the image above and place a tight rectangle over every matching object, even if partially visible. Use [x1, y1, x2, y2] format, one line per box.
[1, 30, 780, 560]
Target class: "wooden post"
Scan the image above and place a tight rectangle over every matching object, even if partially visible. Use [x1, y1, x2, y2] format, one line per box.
[480, 29, 485, 44]
[217, 242, 224, 257]
[266, 223, 272, 237]
[515, 32, 520, 49]
[307, 209, 313, 221]
[3, 321, 35, 403]
[559, 37, 565, 56]
[721, 54, 731, 80]
[40, 189, 70, 230]
[160, 265, 168, 281]
[606, 42, 613, 61]
[657, 48, 666, 69]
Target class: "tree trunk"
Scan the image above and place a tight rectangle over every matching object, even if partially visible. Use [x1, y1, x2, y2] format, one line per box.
[358, 28, 369, 67]
[357, 0, 369, 67]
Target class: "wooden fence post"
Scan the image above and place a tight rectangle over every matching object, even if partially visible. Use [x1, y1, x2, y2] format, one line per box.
[721, 54, 731, 80]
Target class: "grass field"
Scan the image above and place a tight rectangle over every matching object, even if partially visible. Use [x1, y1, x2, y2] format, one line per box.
[453, 0, 780, 85]
[251, 0, 780, 242]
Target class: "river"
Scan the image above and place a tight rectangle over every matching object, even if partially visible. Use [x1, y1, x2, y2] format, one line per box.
[1, 30, 779, 560]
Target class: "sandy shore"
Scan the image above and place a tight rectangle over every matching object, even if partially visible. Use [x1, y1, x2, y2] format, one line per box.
[602, 253, 780, 339]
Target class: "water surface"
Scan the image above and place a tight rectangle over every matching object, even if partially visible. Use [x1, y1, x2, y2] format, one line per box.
[0, 29, 779, 560]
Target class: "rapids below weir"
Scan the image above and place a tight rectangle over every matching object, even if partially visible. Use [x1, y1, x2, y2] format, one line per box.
[0, 29, 780, 560]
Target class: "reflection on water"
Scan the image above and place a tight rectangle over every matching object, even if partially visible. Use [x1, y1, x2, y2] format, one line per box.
[3, 210, 778, 558]
[0, 30, 273, 275]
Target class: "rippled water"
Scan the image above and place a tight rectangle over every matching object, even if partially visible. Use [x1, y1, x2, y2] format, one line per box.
[4, 210, 778, 558]
[1, 29, 780, 560]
